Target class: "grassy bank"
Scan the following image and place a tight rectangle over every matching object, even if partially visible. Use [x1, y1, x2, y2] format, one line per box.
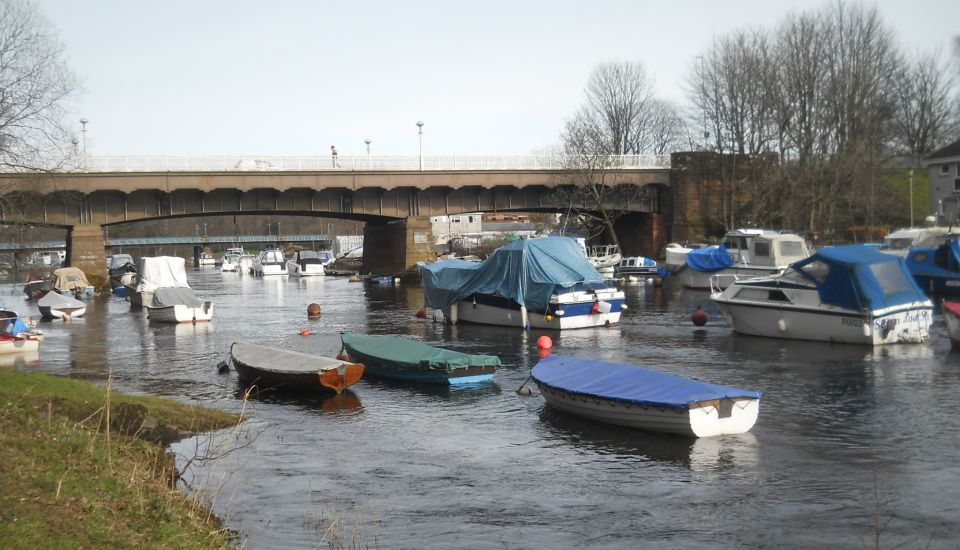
[0, 368, 242, 549]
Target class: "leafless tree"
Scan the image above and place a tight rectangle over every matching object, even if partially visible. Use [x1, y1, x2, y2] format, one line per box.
[892, 50, 957, 160]
[581, 61, 656, 155]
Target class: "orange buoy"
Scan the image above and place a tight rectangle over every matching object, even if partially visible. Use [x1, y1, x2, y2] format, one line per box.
[538, 347, 552, 359]
[416, 308, 427, 318]
[691, 305, 708, 326]
[307, 303, 321, 318]
[537, 335, 553, 349]
[299, 329, 312, 336]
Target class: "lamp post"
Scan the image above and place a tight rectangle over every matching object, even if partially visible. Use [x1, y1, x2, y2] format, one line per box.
[365, 139, 372, 168]
[416, 121, 424, 171]
[79, 118, 89, 170]
[909, 169, 914, 227]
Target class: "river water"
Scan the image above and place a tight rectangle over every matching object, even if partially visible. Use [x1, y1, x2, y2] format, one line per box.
[3, 269, 959, 549]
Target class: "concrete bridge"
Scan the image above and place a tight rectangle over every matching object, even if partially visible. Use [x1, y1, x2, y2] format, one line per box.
[1, 154, 683, 279]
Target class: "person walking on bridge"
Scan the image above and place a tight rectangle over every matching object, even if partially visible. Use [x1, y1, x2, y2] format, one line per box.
[330, 145, 339, 168]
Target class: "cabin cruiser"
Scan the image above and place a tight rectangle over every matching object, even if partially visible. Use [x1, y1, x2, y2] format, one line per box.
[286, 250, 326, 277]
[710, 244, 932, 345]
[254, 246, 287, 276]
[878, 226, 955, 257]
[221, 252, 242, 272]
[674, 229, 812, 289]
[904, 238, 960, 299]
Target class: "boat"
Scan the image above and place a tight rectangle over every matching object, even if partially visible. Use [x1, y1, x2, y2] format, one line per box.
[0, 310, 42, 355]
[530, 355, 761, 437]
[942, 300, 960, 348]
[22, 270, 54, 300]
[107, 254, 138, 289]
[50, 267, 95, 299]
[878, 226, 954, 257]
[710, 244, 933, 345]
[146, 287, 213, 323]
[903, 238, 960, 299]
[237, 254, 256, 275]
[339, 333, 499, 385]
[614, 256, 663, 281]
[419, 237, 626, 330]
[230, 341, 364, 393]
[221, 252, 242, 272]
[127, 256, 191, 308]
[582, 242, 622, 278]
[286, 250, 326, 277]
[674, 229, 812, 289]
[197, 251, 217, 267]
[38, 291, 86, 320]
[254, 245, 287, 276]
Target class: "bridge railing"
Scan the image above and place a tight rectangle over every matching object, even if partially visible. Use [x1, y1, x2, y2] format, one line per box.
[76, 154, 670, 172]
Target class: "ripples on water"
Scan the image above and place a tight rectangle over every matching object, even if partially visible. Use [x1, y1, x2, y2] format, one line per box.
[4, 272, 960, 548]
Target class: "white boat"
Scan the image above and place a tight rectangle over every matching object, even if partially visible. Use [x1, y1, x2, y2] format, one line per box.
[710, 244, 933, 345]
[676, 229, 812, 289]
[877, 226, 954, 257]
[1, 310, 42, 355]
[221, 252, 242, 272]
[238, 254, 256, 275]
[107, 254, 137, 289]
[286, 250, 326, 277]
[531, 355, 761, 437]
[421, 237, 626, 330]
[254, 246, 287, 276]
[38, 291, 86, 320]
[197, 251, 217, 266]
[146, 287, 214, 323]
[128, 256, 191, 308]
[614, 256, 662, 280]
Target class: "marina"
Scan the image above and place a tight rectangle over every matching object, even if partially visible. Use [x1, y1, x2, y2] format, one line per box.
[2, 268, 959, 548]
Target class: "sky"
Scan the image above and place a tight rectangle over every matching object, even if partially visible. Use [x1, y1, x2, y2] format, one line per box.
[39, 0, 960, 157]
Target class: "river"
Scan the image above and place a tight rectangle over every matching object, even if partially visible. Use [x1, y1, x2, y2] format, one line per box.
[3, 269, 959, 549]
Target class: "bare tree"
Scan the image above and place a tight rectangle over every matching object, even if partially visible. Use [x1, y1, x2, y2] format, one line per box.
[892, 50, 957, 160]
[582, 61, 656, 155]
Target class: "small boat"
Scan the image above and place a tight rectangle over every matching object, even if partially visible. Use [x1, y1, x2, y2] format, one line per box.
[614, 256, 662, 280]
[230, 341, 364, 393]
[579, 242, 621, 279]
[38, 291, 86, 320]
[107, 254, 138, 289]
[197, 251, 217, 267]
[0, 310, 42, 355]
[254, 245, 287, 276]
[674, 229, 812, 289]
[50, 267, 95, 299]
[237, 254, 256, 275]
[531, 355, 761, 437]
[128, 256, 191, 308]
[420, 237, 626, 330]
[22, 270, 54, 300]
[710, 244, 933, 345]
[943, 300, 960, 348]
[286, 250, 326, 277]
[339, 333, 499, 385]
[904, 238, 960, 299]
[878, 226, 954, 257]
[221, 252, 241, 272]
[146, 287, 213, 323]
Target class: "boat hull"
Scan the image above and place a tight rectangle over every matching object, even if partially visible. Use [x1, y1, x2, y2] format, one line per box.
[147, 302, 214, 323]
[353, 360, 495, 384]
[0, 336, 40, 355]
[535, 382, 760, 437]
[678, 265, 784, 290]
[445, 288, 625, 330]
[38, 305, 86, 320]
[287, 262, 325, 277]
[339, 334, 499, 386]
[232, 347, 364, 394]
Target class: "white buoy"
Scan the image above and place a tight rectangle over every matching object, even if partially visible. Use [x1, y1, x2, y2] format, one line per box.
[777, 318, 786, 332]
[450, 303, 459, 324]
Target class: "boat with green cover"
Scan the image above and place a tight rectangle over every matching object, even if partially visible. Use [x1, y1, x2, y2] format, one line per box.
[339, 333, 499, 385]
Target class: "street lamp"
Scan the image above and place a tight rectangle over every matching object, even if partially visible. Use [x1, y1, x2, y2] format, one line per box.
[365, 139, 372, 168]
[908, 169, 914, 228]
[79, 118, 89, 170]
[416, 121, 424, 171]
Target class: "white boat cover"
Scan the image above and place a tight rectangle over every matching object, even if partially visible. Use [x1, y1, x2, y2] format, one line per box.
[38, 291, 85, 310]
[150, 287, 204, 308]
[136, 257, 189, 293]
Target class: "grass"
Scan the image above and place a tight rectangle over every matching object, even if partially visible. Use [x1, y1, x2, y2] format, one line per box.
[0, 368, 242, 549]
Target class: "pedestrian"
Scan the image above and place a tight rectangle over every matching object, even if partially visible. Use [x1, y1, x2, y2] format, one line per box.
[330, 145, 339, 168]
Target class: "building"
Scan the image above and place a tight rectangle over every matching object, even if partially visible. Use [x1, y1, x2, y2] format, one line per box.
[430, 213, 483, 243]
[925, 138, 960, 224]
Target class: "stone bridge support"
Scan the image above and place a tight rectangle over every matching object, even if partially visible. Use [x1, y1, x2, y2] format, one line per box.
[615, 212, 666, 260]
[362, 216, 435, 278]
[66, 224, 108, 282]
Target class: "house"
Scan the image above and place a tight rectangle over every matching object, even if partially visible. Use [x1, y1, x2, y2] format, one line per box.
[430, 213, 483, 243]
[925, 138, 960, 224]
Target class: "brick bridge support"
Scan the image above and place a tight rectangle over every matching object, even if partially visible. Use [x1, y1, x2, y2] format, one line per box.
[65, 224, 108, 282]
[362, 216, 435, 278]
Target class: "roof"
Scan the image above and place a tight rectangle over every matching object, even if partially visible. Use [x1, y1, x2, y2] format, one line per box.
[924, 138, 960, 162]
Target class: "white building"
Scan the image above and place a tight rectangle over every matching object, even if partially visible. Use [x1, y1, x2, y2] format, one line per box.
[431, 213, 483, 244]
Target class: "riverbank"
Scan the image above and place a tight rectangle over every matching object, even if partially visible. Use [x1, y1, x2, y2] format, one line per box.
[0, 368, 242, 549]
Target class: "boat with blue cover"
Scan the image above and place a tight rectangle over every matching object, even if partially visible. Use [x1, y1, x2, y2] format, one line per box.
[339, 333, 499, 385]
[419, 237, 626, 330]
[711, 244, 933, 345]
[904, 239, 960, 299]
[675, 229, 812, 289]
[530, 355, 761, 437]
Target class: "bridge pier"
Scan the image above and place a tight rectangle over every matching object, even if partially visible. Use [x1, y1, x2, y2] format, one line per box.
[362, 216, 435, 278]
[66, 224, 108, 283]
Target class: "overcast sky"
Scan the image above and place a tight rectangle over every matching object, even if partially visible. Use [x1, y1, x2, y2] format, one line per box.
[40, 0, 959, 157]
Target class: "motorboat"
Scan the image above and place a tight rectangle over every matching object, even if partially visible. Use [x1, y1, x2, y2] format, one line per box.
[420, 237, 626, 330]
[230, 341, 364, 393]
[674, 229, 812, 289]
[710, 244, 933, 345]
[878, 226, 955, 257]
[237, 254, 256, 275]
[254, 245, 287, 276]
[586, 243, 622, 278]
[146, 287, 213, 323]
[286, 250, 326, 277]
[50, 267, 95, 299]
[530, 355, 761, 437]
[22, 270, 54, 300]
[107, 254, 138, 290]
[127, 256, 191, 308]
[903, 239, 960, 299]
[339, 333, 499, 385]
[221, 252, 242, 272]
[614, 256, 662, 281]
[942, 301, 960, 348]
[38, 291, 86, 320]
[0, 310, 42, 355]
[197, 251, 217, 267]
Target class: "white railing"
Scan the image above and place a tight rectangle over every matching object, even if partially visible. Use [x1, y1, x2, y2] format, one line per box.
[71, 154, 670, 173]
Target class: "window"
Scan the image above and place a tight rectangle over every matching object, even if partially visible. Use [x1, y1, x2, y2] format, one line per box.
[954, 178, 960, 192]
[754, 241, 770, 257]
[798, 260, 830, 283]
[779, 241, 805, 257]
[942, 164, 951, 176]
[468, 215, 478, 224]
[450, 216, 461, 224]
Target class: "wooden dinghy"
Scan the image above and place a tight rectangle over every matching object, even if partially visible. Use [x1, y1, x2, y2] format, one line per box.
[230, 341, 364, 394]
[531, 355, 761, 438]
[339, 333, 499, 385]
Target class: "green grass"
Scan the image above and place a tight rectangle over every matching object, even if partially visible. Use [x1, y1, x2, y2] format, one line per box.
[0, 368, 242, 549]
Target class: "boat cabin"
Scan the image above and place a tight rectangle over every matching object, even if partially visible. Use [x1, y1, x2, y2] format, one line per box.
[721, 229, 811, 268]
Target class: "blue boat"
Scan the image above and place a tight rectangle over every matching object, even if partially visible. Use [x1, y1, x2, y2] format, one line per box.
[339, 333, 499, 385]
[904, 239, 960, 299]
[531, 355, 761, 437]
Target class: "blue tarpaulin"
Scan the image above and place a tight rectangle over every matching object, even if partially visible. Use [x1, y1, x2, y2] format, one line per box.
[686, 245, 734, 272]
[531, 355, 761, 409]
[792, 244, 928, 311]
[419, 237, 607, 312]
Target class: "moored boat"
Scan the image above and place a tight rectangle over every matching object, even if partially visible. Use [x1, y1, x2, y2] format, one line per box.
[38, 291, 86, 320]
[904, 239, 960, 299]
[230, 341, 364, 393]
[339, 333, 499, 385]
[128, 256, 191, 308]
[50, 267, 95, 299]
[710, 244, 933, 345]
[530, 355, 761, 437]
[146, 287, 213, 323]
[107, 254, 138, 290]
[1, 310, 42, 355]
[614, 256, 662, 281]
[221, 252, 242, 272]
[674, 229, 812, 289]
[287, 250, 326, 277]
[254, 245, 287, 276]
[419, 237, 626, 330]
[943, 300, 960, 348]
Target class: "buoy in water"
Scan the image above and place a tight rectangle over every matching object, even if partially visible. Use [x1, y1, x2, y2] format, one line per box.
[691, 306, 708, 326]
[299, 329, 312, 336]
[538, 347, 552, 359]
[537, 335, 553, 349]
[217, 360, 230, 374]
[307, 303, 321, 318]
[416, 308, 427, 318]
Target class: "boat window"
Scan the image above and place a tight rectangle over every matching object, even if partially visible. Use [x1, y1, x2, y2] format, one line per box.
[911, 252, 928, 263]
[934, 247, 948, 269]
[733, 288, 769, 301]
[778, 241, 806, 257]
[798, 259, 830, 283]
[869, 261, 917, 294]
[753, 241, 770, 257]
[298, 251, 320, 259]
[768, 289, 790, 302]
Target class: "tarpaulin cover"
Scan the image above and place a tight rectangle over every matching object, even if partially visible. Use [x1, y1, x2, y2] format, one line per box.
[340, 333, 500, 374]
[792, 244, 928, 311]
[531, 355, 761, 409]
[419, 237, 606, 312]
[685, 245, 733, 272]
[136, 256, 190, 293]
[150, 287, 205, 308]
[1, 314, 30, 337]
[51, 267, 90, 292]
[38, 291, 84, 310]
[905, 239, 960, 280]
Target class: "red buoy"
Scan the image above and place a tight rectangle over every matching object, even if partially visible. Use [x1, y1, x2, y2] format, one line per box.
[416, 308, 427, 318]
[691, 306, 708, 326]
[537, 335, 553, 349]
[299, 329, 312, 336]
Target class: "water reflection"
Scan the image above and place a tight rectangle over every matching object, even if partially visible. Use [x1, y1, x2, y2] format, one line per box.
[0, 349, 40, 368]
[237, 385, 363, 416]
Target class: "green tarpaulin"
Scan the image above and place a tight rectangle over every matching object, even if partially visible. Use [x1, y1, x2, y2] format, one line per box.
[340, 333, 501, 374]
